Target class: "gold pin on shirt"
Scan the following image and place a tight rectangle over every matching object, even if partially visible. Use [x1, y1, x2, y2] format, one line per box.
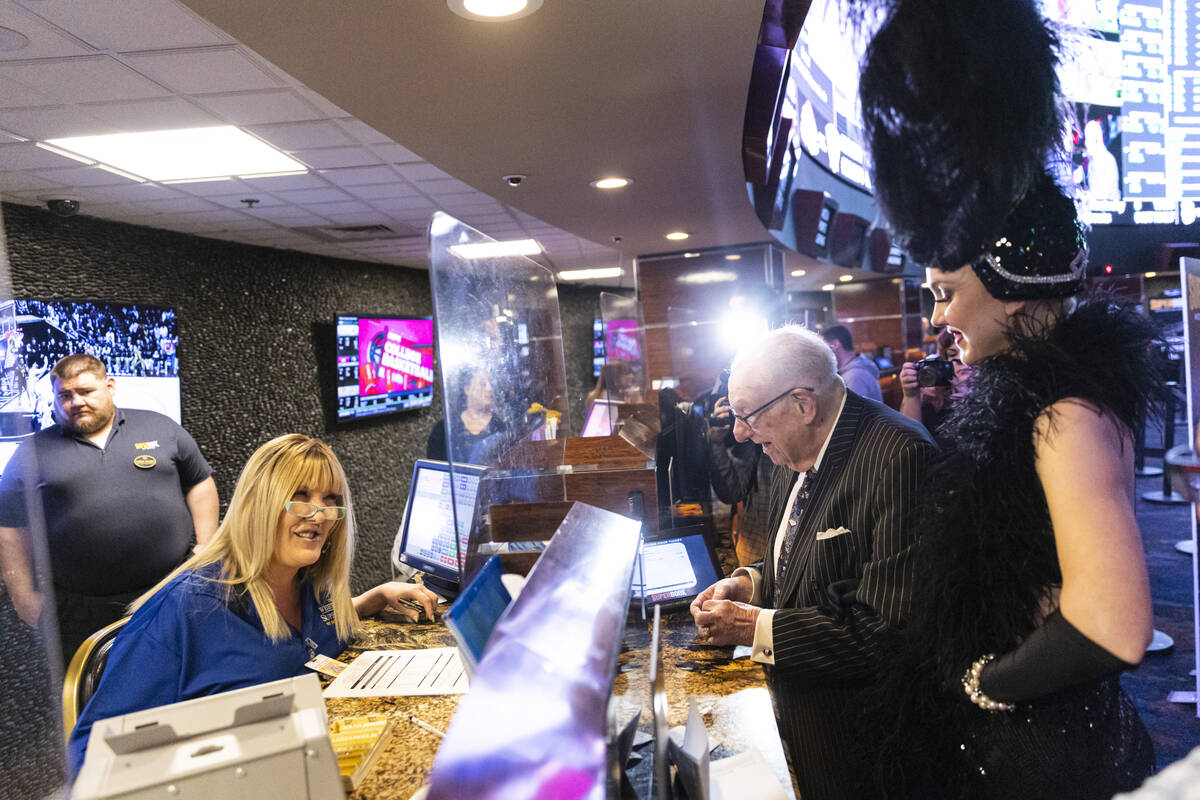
[133, 455, 156, 469]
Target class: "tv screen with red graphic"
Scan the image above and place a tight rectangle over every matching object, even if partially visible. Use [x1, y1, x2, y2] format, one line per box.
[336, 315, 434, 421]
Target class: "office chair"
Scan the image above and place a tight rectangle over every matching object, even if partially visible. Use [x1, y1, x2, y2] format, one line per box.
[62, 616, 128, 739]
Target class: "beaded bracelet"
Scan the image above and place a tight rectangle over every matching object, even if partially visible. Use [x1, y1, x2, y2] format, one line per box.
[961, 653, 1016, 712]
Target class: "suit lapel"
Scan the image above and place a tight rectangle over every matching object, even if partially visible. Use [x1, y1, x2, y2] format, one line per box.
[776, 392, 866, 608]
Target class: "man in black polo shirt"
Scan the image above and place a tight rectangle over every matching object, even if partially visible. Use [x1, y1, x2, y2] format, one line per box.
[0, 354, 218, 665]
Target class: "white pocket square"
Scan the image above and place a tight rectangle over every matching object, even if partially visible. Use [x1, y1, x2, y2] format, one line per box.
[816, 526, 851, 541]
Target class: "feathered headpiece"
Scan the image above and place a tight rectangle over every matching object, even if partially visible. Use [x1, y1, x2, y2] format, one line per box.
[851, 0, 1084, 298]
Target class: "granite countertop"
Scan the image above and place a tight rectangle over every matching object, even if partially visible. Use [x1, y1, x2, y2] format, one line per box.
[329, 604, 792, 800]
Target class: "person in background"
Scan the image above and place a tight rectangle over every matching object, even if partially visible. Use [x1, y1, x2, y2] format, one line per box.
[898, 328, 969, 434]
[820, 325, 882, 402]
[426, 366, 507, 464]
[67, 434, 438, 774]
[706, 393, 775, 566]
[0, 353, 219, 666]
[690, 325, 934, 799]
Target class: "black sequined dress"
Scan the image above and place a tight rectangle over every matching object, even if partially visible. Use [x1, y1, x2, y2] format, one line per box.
[875, 299, 1163, 799]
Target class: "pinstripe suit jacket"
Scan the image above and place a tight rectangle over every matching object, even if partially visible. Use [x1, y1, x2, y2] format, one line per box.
[753, 391, 934, 800]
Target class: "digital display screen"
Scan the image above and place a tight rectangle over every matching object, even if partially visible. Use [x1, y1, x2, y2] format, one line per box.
[0, 299, 181, 475]
[631, 532, 723, 606]
[784, 0, 1200, 226]
[604, 319, 642, 364]
[335, 315, 433, 421]
[397, 461, 482, 580]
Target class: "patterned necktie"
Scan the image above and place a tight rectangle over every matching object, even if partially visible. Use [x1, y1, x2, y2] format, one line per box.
[777, 469, 815, 581]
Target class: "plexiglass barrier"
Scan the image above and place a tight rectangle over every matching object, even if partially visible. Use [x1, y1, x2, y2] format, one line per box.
[0, 202, 69, 798]
[585, 292, 649, 438]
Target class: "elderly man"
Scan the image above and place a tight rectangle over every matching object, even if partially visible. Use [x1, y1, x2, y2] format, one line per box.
[691, 325, 933, 800]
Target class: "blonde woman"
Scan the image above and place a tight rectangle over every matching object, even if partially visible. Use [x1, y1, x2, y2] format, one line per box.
[67, 435, 437, 773]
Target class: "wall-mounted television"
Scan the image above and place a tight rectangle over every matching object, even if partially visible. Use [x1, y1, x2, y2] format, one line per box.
[335, 315, 434, 422]
[0, 299, 181, 475]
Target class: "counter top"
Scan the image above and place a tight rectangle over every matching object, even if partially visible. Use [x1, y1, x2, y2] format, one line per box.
[327, 606, 793, 799]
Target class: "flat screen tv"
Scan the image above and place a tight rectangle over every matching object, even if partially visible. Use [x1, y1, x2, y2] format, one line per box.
[335, 315, 434, 422]
[0, 299, 181, 476]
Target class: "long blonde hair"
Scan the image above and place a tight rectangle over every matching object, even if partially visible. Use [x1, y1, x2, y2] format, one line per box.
[130, 434, 362, 642]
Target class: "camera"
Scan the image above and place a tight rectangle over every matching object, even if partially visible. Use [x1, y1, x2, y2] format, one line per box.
[916, 355, 956, 388]
[46, 198, 80, 217]
[502, 174, 526, 187]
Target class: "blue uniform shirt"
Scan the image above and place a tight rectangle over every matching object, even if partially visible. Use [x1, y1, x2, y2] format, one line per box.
[67, 562, 345, 774]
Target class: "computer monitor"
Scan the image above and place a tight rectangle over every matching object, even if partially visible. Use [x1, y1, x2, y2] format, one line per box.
[444, 555, 511, 677]
[631, 526, 724, 611]
[581, 398, 620, 437]
[391, 459, 486, 598]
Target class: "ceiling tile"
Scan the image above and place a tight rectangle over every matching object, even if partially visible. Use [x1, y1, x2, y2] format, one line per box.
[260, 211, 336, 226]
[0, 171, 68, 193]
[0, 56, 173, 103]
[302, 200, 374, 216]
[238, 172, 329, 191]
[207, 193, 285, 209]
[151, 196, 224, 213]
[292, 146, 380, 169]
[122, 46, 281, 94]
[344, 182, 420, 200]
[0, 4, 97, 61]
[395, 163, 453, 182]
[369, 142, 424, 164]
[166, 177, 250, 196]
[0, 105, 120, 139]
[84, 182, 185, 202]
[317, 165, 402, 187]
[17, 0, 232, 52]
[80, 96, 221, 132]
[418, 179, 478, 196]
[248, 120, 355, 151]
[273, 187, 352, 204]
[175, 207, 255, 224]
[194, 88, 321, 125]
[367, 195, 437, 213]
[0, 77, 54, 108]
[292, 87, 348, 118]
[36, 164, 140, 187]
[335, 119, 392, 145]
[0, 141, 90, 170]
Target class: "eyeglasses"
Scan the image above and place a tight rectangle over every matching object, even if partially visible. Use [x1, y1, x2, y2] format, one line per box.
[730, 385, 812, 430]
[284, 501, 346, 521]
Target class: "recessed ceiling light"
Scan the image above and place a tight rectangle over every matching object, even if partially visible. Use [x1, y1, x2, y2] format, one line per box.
[42, 126, 306, 182]
[1144, 271, 1157, 278]
[0, 27, 30, 52]
[725, 254, 742, 261]
[558, 267, 623, 281]
[678, 271, 737, 284]
[590, 177, 632, 189]
[448, 0, 543, 21]
[666, 231, 689, 241]
[790, 269, 807, 277]
[821, 283, 836, 291]
[683, 252, 700, 258]
[839, 274, 854, 282]
[450, 239, 542, 258]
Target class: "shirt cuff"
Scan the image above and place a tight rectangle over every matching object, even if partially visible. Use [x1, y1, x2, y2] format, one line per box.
[731, 566, 763, 606]
[751, 608, 776, 665]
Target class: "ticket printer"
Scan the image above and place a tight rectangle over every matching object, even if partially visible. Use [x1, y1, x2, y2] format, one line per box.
[72, 673, 343, 799]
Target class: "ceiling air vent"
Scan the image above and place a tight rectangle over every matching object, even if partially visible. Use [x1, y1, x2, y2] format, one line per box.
[293, 221, 422, 243]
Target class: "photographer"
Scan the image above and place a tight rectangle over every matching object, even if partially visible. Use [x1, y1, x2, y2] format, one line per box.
[900, 329, 969, 434]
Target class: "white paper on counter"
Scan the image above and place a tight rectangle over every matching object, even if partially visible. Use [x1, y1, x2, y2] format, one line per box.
[322, 648, 468, 697]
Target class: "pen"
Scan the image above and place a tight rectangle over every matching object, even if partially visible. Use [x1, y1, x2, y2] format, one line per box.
[397, 598, 434, 617]
[408, 715, 444, 738]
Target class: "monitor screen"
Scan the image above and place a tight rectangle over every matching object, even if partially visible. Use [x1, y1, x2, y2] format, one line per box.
[0, 299, 181, 476]
[631, 529, 723, 607]
[393, 460, 484, 584]
[581, 399, 618, 438]
[335, 315, 434, 422]
[444, 555, 511, 674]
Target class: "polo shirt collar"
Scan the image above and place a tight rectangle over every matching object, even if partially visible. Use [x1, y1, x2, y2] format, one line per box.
[58, 406, 125, 442]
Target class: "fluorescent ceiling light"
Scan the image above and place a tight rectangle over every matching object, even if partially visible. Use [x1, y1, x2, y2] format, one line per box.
[666, 231, 690, 241]
[683, 252, 700, 258]
[790, 269, 807, 277]
[724, 254, 742, 261]
[450, 239, 542, 258]
[558, 267, 623, 281]
[590, 177, 631, 189]
[43, 126, 307, 182]
[678, 271, 736, 284]
[448, 0, 543, 20]
[839, 274, 854, 282]
[821, 283, 836, 291]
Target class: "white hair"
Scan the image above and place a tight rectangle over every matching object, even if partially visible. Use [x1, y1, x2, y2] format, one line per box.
[731, 324, 838, 395]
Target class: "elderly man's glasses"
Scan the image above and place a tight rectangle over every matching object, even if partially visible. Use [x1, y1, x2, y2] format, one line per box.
[285, 501, 346, 521]
[730, 385, 812, 429]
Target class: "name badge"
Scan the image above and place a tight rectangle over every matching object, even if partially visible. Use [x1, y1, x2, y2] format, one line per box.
[133, 455, 156, 469]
